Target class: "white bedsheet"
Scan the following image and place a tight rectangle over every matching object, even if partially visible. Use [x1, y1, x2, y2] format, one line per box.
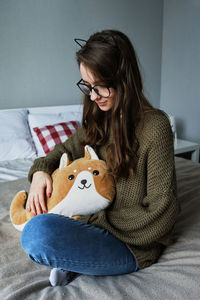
[0, 158, 35, 182]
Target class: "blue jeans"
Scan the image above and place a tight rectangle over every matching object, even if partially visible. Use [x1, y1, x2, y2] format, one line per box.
[21, 214, 138, 276]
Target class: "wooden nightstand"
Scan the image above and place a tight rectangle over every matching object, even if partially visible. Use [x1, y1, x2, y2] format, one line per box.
[174, 139, 200, 163]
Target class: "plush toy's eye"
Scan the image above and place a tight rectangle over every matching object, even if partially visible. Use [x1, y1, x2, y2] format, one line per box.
[68, 174, 75, 180]
[93, 170, 99, 176]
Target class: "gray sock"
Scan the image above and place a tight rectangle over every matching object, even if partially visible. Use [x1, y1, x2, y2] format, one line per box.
[49, 268, 78, 286]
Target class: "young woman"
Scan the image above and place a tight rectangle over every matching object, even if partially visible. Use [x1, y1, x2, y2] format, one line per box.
[21, 29, 179, 286]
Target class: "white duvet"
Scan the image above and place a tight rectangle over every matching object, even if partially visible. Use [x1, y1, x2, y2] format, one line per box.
[0, 158, 35, 182]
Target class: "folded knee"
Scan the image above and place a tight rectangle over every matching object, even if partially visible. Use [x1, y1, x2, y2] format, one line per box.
[21, 214, 57, 253]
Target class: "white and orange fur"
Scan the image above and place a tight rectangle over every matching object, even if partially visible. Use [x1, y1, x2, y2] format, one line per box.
[10, 145, 115, 231]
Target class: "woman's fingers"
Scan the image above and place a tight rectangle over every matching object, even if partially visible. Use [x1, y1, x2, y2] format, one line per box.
[26, 171, 53, 215]
[26, 194, 32, 212]
[39, 191, 47, 213]
[46, 178, 53, 199]
[30, 195, 37, 216]
[26, 191, 39, 214]
[34, 194, 42, 215]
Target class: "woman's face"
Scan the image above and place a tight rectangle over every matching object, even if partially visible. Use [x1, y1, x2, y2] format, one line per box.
[80, 63, 115, 111]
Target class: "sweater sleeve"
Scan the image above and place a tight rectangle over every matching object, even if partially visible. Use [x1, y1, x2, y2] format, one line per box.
[78, 113, 179, 247]
[28, 126, 85, 182]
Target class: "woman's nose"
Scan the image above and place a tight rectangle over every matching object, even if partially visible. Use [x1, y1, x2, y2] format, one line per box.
[90, 89, 101, 101]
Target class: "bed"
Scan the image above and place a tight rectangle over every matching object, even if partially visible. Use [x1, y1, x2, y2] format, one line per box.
[0, 105, 200, 300]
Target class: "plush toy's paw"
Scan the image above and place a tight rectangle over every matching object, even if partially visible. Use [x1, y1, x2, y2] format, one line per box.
[49, 268, 78, 286]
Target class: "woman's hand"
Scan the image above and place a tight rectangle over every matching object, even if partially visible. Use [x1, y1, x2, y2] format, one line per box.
[26, 171, 53, 216]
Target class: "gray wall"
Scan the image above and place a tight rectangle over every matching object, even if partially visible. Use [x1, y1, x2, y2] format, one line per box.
[160, 0, 200, 143]
[0, 0, 163, 109]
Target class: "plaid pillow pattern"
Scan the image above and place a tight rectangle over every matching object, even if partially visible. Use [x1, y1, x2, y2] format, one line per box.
[33, 121, 79, 154]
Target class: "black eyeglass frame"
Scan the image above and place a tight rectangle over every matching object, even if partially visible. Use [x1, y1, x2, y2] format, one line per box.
[76, 79, 111, 98]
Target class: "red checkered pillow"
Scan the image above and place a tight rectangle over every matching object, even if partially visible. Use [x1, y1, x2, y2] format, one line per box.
[33, 121, 79, 154]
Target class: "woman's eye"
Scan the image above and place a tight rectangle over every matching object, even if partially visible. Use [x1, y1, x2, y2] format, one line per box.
[68, 174, 75, 180]
[93, 170, 99, 176]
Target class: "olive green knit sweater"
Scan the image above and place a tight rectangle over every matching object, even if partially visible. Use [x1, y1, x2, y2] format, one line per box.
[28, 110, 179, 269]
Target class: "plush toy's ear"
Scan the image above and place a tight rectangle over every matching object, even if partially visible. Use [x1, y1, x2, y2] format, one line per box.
[84, 145, 99, 160]
[59, 153, 71, 170]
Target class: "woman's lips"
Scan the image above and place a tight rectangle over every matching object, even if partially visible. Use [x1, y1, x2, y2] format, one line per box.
[97, 101, 107, 106]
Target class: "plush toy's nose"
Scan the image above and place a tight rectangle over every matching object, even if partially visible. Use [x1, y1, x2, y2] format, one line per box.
[81, 179, 87, 185]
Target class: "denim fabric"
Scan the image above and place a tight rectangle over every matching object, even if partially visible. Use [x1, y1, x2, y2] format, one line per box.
[21, 213, 138, 276]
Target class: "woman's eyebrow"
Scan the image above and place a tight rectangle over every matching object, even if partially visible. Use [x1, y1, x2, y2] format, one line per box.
[82, 78, 103, 86]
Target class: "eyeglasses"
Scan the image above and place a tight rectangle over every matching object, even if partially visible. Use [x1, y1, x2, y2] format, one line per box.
[77, 79, 111, 98]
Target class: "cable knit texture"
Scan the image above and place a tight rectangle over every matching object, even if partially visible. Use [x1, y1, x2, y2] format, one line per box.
[28, 109, 179, 269]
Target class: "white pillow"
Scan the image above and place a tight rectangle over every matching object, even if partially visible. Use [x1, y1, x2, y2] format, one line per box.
[0, 110, 37, 161]
[28, 111, 82, 157]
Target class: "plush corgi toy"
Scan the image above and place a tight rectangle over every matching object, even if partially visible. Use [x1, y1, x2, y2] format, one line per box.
[10, 145, 115, 231]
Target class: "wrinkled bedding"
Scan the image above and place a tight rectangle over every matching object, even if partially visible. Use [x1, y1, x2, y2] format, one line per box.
[0, 158, 35, 183]
[0, 157, 200, 300]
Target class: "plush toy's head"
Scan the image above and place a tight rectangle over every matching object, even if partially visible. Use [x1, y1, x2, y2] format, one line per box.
[10, 145, 115, 231]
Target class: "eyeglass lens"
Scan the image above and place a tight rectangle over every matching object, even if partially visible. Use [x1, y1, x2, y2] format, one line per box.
[79, 84, 110, 97]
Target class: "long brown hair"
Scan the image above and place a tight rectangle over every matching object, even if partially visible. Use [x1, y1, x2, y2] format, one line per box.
[76, 29, 152, 179]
